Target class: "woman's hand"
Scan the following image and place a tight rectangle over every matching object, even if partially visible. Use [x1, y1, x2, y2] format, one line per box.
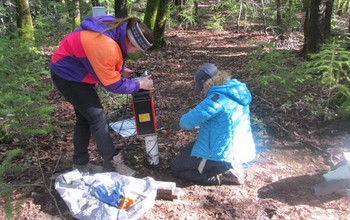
[139, 76, 154, 90]
[120, 68, 135, 79]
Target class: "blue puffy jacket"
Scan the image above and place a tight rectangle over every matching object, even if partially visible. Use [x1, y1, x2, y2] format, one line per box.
[179, 79, 256, 163]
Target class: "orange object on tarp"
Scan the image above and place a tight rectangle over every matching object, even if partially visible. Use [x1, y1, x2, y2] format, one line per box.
[118, 197, 137, 209]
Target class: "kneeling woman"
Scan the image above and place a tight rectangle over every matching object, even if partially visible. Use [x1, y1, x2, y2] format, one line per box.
[171, 63, 256, 185]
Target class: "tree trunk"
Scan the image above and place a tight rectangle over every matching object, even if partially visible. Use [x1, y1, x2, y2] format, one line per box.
[306, 0, 322, 53]
[72, 0, 80, 29]
[115, 0, 128, 18]
[261, 0, 267, 30]
[14, 0, 34, 40]
[349, 15, 350, 33]
[92, 0, 100, 7]
[276, 0, 282, 26]
[152, 0, 171, 49]
[323, 0, 333, 39]
[302, 7, 309, 54]
[144, 0, 159, 31]
[237, 0, 243, 31]
[174, 0, 187, 6]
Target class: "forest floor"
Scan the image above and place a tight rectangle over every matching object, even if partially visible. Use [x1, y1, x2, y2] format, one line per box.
[2, 2, 350, 220]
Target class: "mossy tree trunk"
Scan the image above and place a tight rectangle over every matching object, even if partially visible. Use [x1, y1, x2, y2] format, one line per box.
[152, 0, 171, 49]
[72, 0, 80, 29]
[14, 0, 34, 41]
[144, 0, 159, 31]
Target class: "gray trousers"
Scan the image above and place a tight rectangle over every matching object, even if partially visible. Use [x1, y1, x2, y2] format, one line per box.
[170, 142, 231, 185]
[51, 72, 118, 165]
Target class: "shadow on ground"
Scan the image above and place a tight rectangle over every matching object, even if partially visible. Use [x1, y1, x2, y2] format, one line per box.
[258, 173, 345, 206]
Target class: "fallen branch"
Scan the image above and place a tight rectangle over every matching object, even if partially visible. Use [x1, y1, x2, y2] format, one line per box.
[33, 143, 64, 219]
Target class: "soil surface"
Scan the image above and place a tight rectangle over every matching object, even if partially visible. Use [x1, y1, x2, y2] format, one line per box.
[2, 2, 350, 220]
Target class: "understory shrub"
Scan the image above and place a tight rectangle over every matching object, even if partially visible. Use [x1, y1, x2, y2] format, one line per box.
[0, 38, 53, 142]
[304, 35, 350, 117]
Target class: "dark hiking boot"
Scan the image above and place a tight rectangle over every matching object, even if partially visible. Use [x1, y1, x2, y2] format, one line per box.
[218, 163, 245, 185]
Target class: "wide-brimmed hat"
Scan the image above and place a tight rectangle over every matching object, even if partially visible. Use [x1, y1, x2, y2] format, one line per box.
[194, 63, 218, 95]
[127, 22, 152, 51]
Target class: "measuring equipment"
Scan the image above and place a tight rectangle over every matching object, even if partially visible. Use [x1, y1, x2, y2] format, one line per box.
[132, 72, 159, 166]
[132, 89, 157, 136]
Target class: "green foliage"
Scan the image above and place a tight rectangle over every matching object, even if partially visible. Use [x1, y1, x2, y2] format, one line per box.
[129, 0, 147, 18]
[303, 35, 350, 116]
[128, 52, 142, 60]
[218, 0, 240, 13]
[0, 38, 54, 141]
[241, 42, 346, 128]
[0, 148, 25, 219]
[95, 85, 130, 111]
[238, 43, 338, 123]
[0, 128, 12, 144]
[205, 13, 225, 31]
[242, 43, 310, 98]
[219, 0, 259, 18]
[95, 85, 131, 122]
[278, 5, 303, 32]
[0, 2, 18, 39]
[261, 0, 303, 33]
[334, 0, 350, 15]
[32, 1, 75, 44]
[164, 1, 196, 30]
[213, 0, 270, 31]
[0, 148, 23, 175]
[177, 0, 198, 27]
[32, 0, 117, 45]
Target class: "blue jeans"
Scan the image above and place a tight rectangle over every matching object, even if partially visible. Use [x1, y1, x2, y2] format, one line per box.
[51, 72, 117, 165]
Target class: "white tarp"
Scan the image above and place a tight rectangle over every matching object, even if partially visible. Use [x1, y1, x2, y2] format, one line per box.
[109, 118, 136, 137]
[55, 170, 157, 220]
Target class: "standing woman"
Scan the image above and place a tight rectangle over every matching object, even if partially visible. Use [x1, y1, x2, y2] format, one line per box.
[50, 16, 154, 176]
